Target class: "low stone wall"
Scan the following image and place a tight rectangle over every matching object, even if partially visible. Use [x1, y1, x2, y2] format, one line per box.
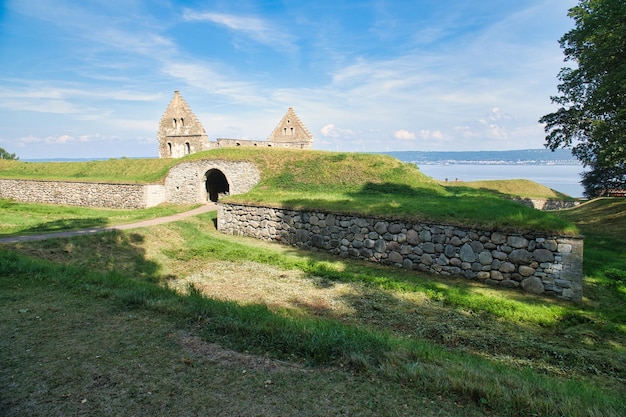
[0, 159, 260, 209]
[512, 198, 580, 211]
[0, 179, 164, 209]
[217, 203, 584, 302]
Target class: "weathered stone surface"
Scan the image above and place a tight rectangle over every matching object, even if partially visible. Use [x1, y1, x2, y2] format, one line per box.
[491, 232, 507, 244]
[490, 270, 504, 281]
[500, 280, 520, 288]
[389, 251, 404, 264]
[492, 250, 508, 261]
[507, 236, 528, 249]
[444, 244, 457, 258]
[423, 242, 436, 254]
[374, 221, 388, 234]
[476, 271, 490, 280]
[521, 277, 545, 294]
[388, 223, 404, 234]
[421, 253, 433, 265]
[478, 251, 493, 265]
[406, 229, 419, 244]
[518, 265, 536, 277]
[469, 241, 484, 253]
[499, 262, 516, 273]
[459, 244, 476, 262]
[509, 249, 533, 265]
[533, 249, 555, 263]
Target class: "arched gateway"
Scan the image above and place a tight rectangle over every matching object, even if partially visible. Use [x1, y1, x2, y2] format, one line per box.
[205, 169, 229, 202]
[164, 160, 260, 205]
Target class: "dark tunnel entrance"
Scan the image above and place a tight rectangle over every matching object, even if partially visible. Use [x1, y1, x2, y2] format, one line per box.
[205, 169, 230, 202]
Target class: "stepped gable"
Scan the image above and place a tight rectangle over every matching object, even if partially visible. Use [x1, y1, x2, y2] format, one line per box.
[267, 107, 314, 149]
[157, 91, 211, 158]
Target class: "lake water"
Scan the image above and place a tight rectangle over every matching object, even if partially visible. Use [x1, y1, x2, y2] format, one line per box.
[416, 164, 585, 198]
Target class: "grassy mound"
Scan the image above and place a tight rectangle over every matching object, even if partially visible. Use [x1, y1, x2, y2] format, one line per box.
[0, 158, 175, 183]
[0, 148, 577, 233]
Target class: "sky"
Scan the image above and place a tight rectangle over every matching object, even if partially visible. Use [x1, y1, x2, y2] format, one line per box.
[0, 0, 578, 160]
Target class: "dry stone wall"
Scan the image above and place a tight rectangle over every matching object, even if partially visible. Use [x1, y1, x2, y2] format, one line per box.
[511, 198, 580, 211]
[217, 203, 584, 302]
[0, 179, 165, 209]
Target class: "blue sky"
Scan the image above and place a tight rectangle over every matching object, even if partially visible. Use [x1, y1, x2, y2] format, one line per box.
[0, 0, 577, 159]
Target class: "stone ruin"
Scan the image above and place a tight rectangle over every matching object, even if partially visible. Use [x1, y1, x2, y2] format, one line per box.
[158, 91, 313, 158]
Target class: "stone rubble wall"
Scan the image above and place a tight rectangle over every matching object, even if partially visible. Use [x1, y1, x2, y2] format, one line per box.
[511, 198, 580, 211]
[0, 179, 165, 209]
[217, 203, 584, 302]
[0, 159, 260, 209]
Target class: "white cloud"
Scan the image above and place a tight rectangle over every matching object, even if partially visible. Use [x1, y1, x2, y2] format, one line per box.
[394, 129, 416, 140]
[419, 130, 444, 140]
[321, 124, 355, 138]
[181, 10, 297, 53]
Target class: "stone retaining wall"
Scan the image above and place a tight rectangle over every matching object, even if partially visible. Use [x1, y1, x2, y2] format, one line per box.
[0, 179, 164, 209]
[0, 159, 260, 209]
[217, 203, 584, 302]
[512, 198, 580, 211]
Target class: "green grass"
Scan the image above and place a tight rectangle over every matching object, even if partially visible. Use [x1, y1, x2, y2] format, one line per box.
[0, 199, 197, 236]
[444, 178, 575, 200]
[1, 199, 624, 416]
[1, 148, 578, 233]
[0, 157, 174, 183]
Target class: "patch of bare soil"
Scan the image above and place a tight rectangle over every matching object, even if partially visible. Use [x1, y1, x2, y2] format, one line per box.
[179, 332, 306, 374]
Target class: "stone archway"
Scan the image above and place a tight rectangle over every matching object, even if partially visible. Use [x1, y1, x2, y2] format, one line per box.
[205, 169, 229, 202]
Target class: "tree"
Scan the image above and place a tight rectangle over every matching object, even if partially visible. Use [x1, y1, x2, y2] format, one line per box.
[539, 0, 626, 197]
[0, 147, 19, 160]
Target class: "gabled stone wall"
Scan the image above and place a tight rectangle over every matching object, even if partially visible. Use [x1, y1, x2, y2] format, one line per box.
[217, 203, 584, 302]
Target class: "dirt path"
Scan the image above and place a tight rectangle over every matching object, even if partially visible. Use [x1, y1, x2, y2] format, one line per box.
[0, 203, 217, 244]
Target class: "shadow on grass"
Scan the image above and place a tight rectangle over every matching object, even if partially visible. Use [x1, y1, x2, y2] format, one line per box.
[27, 217, 109, 234]
[279, 181, 574, 233]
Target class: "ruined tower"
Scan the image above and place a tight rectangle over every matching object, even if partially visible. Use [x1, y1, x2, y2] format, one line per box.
[157, 91, 211, 158]
[267, 107, 314, 149]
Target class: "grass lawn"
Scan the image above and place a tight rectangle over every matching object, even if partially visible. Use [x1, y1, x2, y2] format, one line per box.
[0, 199, 198, 236]
[1, 199, 624, 416]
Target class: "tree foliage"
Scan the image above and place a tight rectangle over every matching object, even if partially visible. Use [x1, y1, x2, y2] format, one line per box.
[0, 147, 19, 160]
[539, 0, 626, 197]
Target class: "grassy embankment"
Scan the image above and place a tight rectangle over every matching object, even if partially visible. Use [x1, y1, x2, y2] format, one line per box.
[1, 149, 577, 234]
[1, 150, 624, 416]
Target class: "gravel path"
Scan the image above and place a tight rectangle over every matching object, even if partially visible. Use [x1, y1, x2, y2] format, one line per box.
[0, 203, 217, 244]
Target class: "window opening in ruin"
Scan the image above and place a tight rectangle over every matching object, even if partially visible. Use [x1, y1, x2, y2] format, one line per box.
[283, 127, 287, 135]
[290, 127, 294, 135]
[173, 118, 177, 128]
[181, 118, 184, 127]
[205, 169, 229, 202]
[185, 142, 191, 154]
[167, 142, 172, 155]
